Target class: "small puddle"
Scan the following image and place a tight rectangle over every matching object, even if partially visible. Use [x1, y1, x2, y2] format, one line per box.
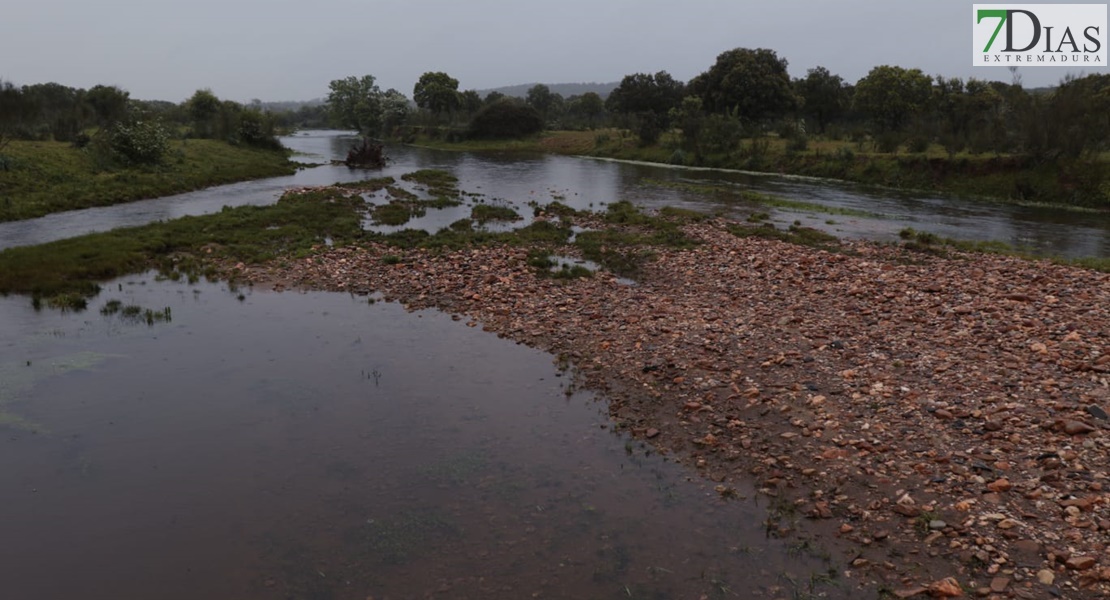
[0, 277, 845, 600]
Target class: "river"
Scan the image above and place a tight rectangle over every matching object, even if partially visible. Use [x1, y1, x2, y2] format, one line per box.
[0, 129, 1107, 258]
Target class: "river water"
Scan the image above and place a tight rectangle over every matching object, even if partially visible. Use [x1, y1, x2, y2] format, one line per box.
[0, 129, 1107, 257]
[0, 276, 841, 600]
[0, 131, 1105, 598]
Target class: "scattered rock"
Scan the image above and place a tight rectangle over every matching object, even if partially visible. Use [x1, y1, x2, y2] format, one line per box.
[1067, 556, 1097, 571]
[927, 577, 965, 597]
[1038, 569, 1056, 585]
[1062, 420, 1097, 435]
[990, 576, 1010, 593]
[987, 478, 1012, 493]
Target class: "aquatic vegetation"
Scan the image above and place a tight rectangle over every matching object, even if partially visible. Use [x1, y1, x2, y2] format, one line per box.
[470, 204, 520, 223]
[726, 222, 841, 251]
[371, 201, 424, 226]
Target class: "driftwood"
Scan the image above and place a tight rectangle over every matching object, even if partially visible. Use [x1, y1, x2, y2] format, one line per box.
[344, 137, 385, 167]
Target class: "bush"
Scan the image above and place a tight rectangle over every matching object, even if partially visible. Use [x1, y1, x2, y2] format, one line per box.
[468, 99, 543, 139]
[100, 120, 170, 166]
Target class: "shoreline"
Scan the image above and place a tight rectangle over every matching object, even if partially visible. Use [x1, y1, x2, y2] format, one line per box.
[407, 130, 1110, 213]
[227, 215, 1110, 599]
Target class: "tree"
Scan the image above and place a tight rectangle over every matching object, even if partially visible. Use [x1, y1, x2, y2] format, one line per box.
[567, 92, 604, 128]
[458, 90, 482, 116]
[0, 80, 35, 154]
[852, 66, 933, 131]
[526, 84, 555, 119]
[795, 67, 846, 133]
[186, 88, 222, 138]
[413, 71, 460, 117]
[326, 75, 384, 136]
[22, 82, 84, 141]
[688, 48, 797, 123]
[468, 99, 543, 139]
[483, 91, 505, 105]
[605, 71, 685, 121]
[85, 85, 131, 128]
[380, 88, 412, 134]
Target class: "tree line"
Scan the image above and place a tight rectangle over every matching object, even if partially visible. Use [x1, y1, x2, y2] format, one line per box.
[325, 47, 1109, 168]
[0, 81, 283, 167]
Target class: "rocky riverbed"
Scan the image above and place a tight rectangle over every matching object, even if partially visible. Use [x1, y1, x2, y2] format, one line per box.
[227, 208, 1109, 599]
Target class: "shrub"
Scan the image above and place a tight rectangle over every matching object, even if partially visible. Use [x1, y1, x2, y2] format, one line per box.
[468, 99, 543, 139]
[101, 120, 170, 166]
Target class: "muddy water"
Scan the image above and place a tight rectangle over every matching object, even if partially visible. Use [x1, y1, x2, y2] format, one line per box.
[0, 278, 842, 600]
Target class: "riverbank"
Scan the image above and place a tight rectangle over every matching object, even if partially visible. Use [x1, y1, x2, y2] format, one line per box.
[231, 210, 1110, 599]
[0, 138, 296, 222]
[410, 130, 1110, 210]
[2, 178, 1108, 597]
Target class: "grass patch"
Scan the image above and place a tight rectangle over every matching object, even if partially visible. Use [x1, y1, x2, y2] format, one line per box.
[470, 204, 520, 223]
[334, 176, 395, 192]
[0, 185, 369, 300]
[371, 201, 424, 226]
[400, 169, 460, 198]
[0, 138, 295, 222]
[727, 222, 841, 251]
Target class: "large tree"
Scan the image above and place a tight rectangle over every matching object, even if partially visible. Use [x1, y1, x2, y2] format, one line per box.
[413, 71, 460, 116]
[326, 75, 384, 136]
[852, 65, 933, 131]
[0, 80, 35, 153]
[380, 88, 412, 134]
[688, 48, 797, 123]
[605, 71, 685, 121]
[526, 84, 563, 121]
[186, 88, 223, 138]
[795, 67, 847, 133]
[85, 85, 131, 128]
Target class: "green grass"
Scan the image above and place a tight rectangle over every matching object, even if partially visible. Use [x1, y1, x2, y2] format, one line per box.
[727, 222, 842, 251]
[0, 138, 296, 221]
[0, 185, 368, 302]
[371, 201, 423, 226]
[470, 204, 521, 223]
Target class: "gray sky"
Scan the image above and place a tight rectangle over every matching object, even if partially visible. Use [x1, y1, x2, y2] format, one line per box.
[1, 0, 1105, 102]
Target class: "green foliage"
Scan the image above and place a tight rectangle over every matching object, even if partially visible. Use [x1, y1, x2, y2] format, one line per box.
[326, 75, 384, 136]
[100, 120, 170, 166]
[853, 66, 933, 131]
[0, 185, 368, 298]
[470, 204, 520, 223]
[689, 48, 797, 123]
[727, 222, 840, 250]
[458, 89, 483, 116]
[0, 138, 294, 221]
[795, 67, 848, 133]
[85, 85, 131, 128]
[605, 71, 684, 129]
[186, 89, 222, 138]
[413, 71, 460, 116]
[468, 99, 544, 139]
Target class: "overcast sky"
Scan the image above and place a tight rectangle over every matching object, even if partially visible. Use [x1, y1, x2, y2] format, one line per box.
[1, 0, 1106, 102]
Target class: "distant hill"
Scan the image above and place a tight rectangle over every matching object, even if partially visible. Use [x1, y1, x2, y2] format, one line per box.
[474, 82, 619, 99]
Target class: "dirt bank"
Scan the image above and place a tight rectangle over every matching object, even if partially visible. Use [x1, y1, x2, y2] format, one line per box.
[230, 215, 1110, 599]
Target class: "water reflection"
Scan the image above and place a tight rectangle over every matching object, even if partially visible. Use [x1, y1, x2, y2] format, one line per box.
[0, 278, 842, 600]
[1, 130, 1106, 258]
